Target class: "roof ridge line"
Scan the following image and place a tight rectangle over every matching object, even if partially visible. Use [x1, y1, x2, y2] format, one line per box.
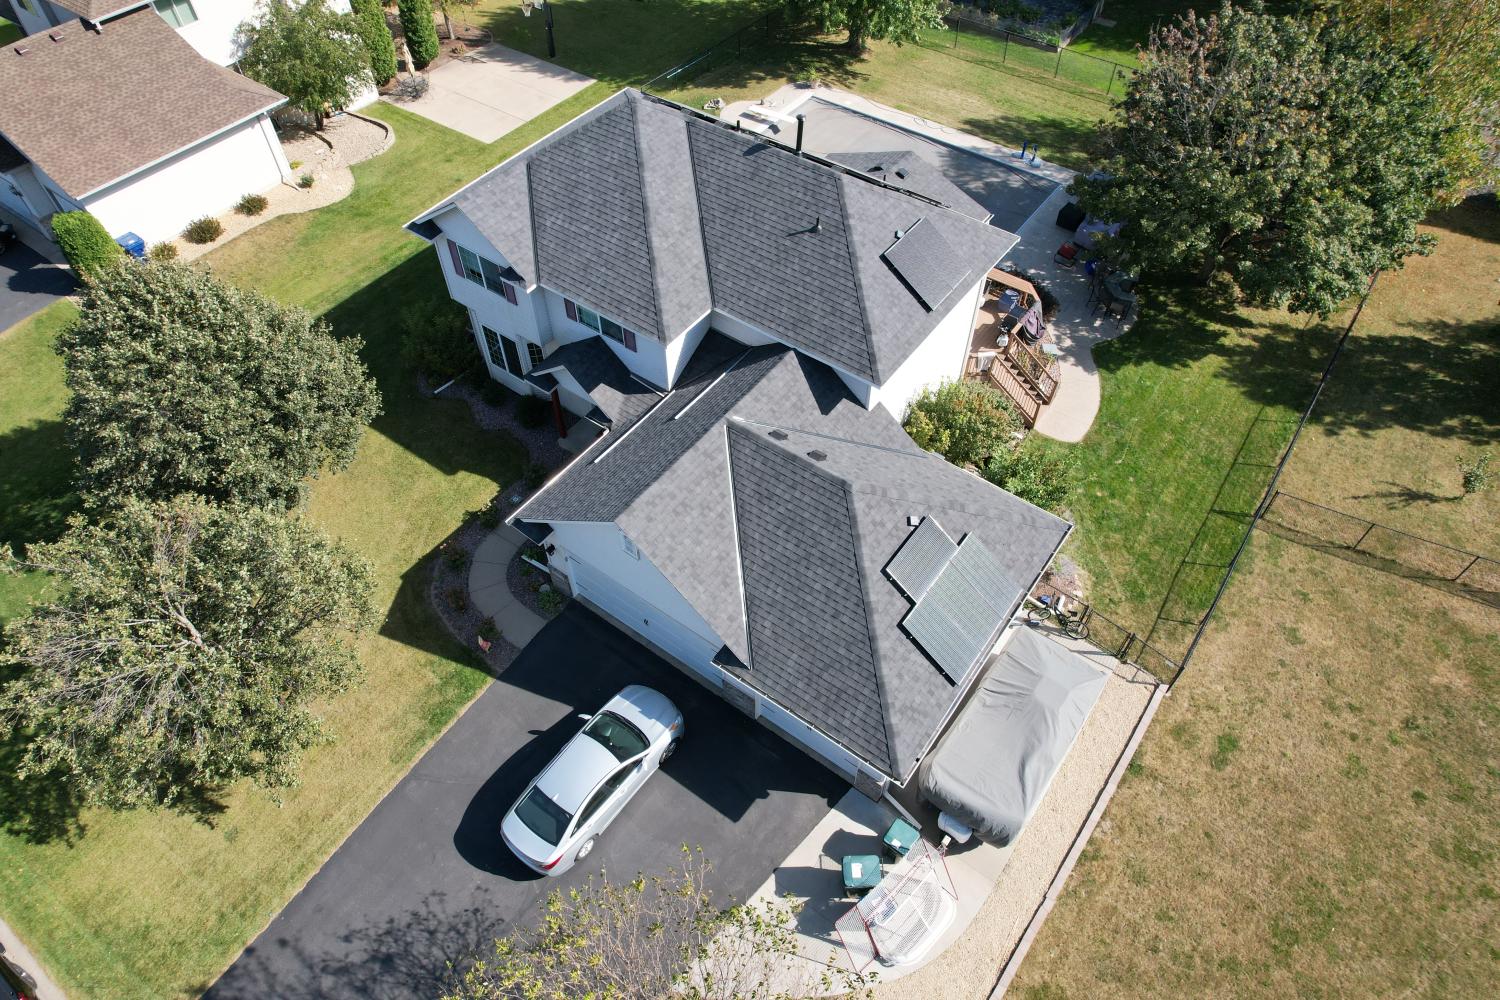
[841, 477, 898, 773]
[626, 92, 667, 342]
[832, 172, 879, 381]
[726, 415, 920, 460]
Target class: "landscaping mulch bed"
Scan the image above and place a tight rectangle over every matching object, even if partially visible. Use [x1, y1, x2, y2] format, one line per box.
[506, 547, 561, 620]
[427, 513, 518, 677]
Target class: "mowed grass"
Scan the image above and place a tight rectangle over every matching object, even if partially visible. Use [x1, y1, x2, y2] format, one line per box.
[1014, 200, 1500, 997]
[1030, 294, 1340, 659]
[0, 105, 566, 1000]
[655, 28, 1116, 170]
[1276, 197, 1500, 554]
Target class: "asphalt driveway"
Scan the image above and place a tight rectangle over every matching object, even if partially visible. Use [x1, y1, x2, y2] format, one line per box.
[205, 604, 844, 1000]
[0, 240, 74, 333]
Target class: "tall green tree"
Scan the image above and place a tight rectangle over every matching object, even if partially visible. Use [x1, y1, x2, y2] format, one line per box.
[350, 0, 398, 85]
[0, 497, 374, 812]
[788, 0, 945, 53]
[399, 0, 440, 69]
[238, 0, 372, 128]
[1330, 0, 1500, 196]
[59, 262, 380, 511]
[1074, 4, 1452, 315]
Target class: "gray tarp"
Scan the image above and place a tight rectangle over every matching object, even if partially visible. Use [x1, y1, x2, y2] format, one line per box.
[917, 627, 1108, 846]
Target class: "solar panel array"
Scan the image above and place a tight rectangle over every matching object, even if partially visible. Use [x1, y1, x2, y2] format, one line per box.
[884, 517, 957, 600]
[900, 535, 1021, 683]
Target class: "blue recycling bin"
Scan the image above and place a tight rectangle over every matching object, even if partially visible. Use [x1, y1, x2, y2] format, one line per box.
[115, 232, 146, 259]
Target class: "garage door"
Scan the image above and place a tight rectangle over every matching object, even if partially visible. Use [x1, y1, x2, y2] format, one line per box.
[567, 557, 721, 681]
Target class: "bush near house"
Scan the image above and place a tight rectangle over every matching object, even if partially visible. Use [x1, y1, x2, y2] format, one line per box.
[983, 443, 1074, 512]
[147, 242, 179, 262]
[50, 211, 123, 280]
[182, 216, 224, 244]
[399, 0, 440, 69]
[236, 193, 269, 216]
[903, 379, 1021, 468]
[516, 392, 550, 429]
[350, 0, 398, 84]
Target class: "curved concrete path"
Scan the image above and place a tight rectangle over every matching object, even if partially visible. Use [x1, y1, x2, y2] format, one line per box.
[467, 524, 549, 648]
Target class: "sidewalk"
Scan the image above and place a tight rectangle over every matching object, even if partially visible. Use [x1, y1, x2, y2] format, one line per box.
[1, 917, 64, 1000]
[466, 524, 548, 648]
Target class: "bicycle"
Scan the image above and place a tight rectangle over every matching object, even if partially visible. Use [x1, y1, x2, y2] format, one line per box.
[1025, 593, 1090, 640]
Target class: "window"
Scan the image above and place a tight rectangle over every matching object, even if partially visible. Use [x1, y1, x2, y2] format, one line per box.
[153, 0, 198, 28]
[447, 239, 519, 303]
[576, 764, 637, 828]
[563, 298, 637, 351]
[514, 786, 571, 846]
[481, 325, 524, 377]
[526, 343, 544, 368]
[582, 711, 649, 762]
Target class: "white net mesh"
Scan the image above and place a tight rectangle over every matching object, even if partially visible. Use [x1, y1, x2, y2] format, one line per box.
[836, 839, 957, 972]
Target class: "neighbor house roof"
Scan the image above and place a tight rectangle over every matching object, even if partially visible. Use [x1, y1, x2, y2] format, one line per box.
[516, 333, 1070, 781]
[410, 89, 1016, 385]
[0, 12, 284, 197]
[827, 150, 992, 222]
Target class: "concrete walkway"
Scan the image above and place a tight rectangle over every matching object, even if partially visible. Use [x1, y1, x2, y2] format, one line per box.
[468, 524, 549, 648]
[388, 43, 594, 143]
[1, 916, 65, 1000]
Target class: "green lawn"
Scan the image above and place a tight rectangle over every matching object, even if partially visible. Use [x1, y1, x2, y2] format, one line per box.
[1015, 199, 1500, 1000]
[0, 17, 22, 47]
[0, 0, 793, 991]
[1068, 0, 1190, 66]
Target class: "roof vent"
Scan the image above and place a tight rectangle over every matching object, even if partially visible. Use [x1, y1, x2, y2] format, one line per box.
[768, 429, 788, 441]
[12, 45, 28, 55]
[49, 32, 64, 42]
[812, 216, 822, 234]
[895, 168, 908, 179]
[806, 449, 827, 462]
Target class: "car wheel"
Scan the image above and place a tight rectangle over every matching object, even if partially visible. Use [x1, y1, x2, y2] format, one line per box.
[576, 837, 596, 862]
[660, 738, 681, 765]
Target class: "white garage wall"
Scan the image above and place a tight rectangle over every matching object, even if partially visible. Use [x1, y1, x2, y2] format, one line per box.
[83, 115, 288, 244]
[549, 521, 726, 653]
[866, 276, 985, 420]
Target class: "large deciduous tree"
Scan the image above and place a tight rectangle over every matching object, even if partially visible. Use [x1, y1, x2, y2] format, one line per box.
[59, 261, 380, 511]
[238, 0, 372, 128]
[789, 0, 945, 54]
[1329, 0, 1500, 196]
[1074, 4, 1452, 315]
[0, 497, 374, 811]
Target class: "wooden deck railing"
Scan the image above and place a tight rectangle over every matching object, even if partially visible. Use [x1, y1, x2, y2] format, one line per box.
[1003, 335, 1059, 404]
[969, 355, 1041, 425]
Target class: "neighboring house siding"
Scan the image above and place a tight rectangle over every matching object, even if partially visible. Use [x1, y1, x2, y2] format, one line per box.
[866, 277, 985, 420]
[171, 0, 258, 66]
[83, 114, 288, 243]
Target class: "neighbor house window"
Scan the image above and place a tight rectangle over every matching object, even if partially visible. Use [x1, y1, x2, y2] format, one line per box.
[526, 343, 544, 368]
[153, 0, 198, 28]
[447, 239, 519, 303]
[563, 298, 637, 351]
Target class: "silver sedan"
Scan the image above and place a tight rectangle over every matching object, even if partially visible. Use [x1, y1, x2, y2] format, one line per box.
[501, 685, 684, 876]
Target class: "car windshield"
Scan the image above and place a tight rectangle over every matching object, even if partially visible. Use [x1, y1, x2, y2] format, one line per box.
[583, 710, 649, 762]
[514, 786, 572, 846]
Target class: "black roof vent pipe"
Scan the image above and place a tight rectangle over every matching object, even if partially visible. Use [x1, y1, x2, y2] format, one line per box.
[795, 113, 806, 154]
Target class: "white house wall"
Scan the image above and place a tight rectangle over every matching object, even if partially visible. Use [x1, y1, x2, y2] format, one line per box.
[173, 0, 259, 66]
[433, 210, 547, 347]
[82, 115, 288, 243]
[550, 522, 724, 651]
[866, 276, 984, 420]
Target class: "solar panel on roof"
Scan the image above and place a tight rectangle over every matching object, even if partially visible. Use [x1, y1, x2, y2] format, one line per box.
[882, 218, 964, 312]
[885, 517, 958, 600]
[900, 534, 1018, 683]
[948, 535, 1023, 615]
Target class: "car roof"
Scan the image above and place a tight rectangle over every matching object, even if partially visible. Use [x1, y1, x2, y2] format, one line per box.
[535, 731, 620, 812]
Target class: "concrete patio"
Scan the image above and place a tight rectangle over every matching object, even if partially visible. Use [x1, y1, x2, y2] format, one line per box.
[736, 622, 1161, 996]
[387, 43, 594, 143]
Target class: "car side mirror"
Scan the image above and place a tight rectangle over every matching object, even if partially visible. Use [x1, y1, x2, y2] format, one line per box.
[577, 713, 592, 722]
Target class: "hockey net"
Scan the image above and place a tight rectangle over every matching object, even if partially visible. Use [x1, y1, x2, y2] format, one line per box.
[834, 838, 957, 973]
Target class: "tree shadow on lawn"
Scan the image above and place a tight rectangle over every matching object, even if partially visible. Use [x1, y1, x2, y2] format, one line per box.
[1423, 192, 1500, 243]
[1220, 312, 1500, 444]
[0, 418, 78, 556]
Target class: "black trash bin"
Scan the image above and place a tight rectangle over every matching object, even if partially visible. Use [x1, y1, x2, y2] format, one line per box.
[1055, 201, 1086, 232]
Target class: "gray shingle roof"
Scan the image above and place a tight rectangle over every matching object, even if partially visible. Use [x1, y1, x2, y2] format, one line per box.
[882, 217, 964, 312]
[515, 336, 1070, 779]
[413, 89, 1017, 385]
[0, 12, 284, 197]
[828, 150, 992, 222]
[528, 338, 662, 428]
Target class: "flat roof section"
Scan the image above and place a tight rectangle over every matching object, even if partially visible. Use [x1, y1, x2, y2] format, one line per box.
[790, 97, 1058, 235]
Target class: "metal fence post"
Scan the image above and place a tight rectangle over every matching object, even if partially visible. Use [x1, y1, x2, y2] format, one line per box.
[1352, 522, 1376, 551]
[1454, 554, 1481, 583]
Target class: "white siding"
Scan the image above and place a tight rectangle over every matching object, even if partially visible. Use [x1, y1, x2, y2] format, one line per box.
[172, 0, 260, 65]
[81, 114, 287, 243]
[434, 210, 547, 349]
[541, 289, 672, 388]
[865, 277, 984, 420]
